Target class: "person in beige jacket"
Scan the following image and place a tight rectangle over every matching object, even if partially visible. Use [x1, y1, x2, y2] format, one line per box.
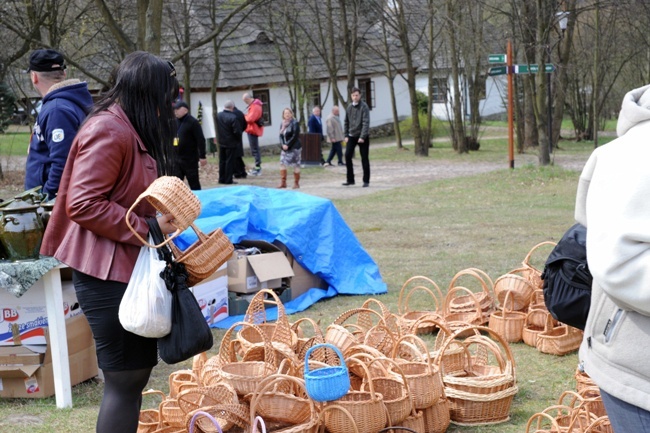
[324, 105, 344, 166]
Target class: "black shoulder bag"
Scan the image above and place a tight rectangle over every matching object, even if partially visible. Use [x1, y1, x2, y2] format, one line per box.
[541, 223, 592, 330]
[147, 219, 213, 364]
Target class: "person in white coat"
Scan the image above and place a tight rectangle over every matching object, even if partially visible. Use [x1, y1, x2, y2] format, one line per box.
[575, 83, 650, 431]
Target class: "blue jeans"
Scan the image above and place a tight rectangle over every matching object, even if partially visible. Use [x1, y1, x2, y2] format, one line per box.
[247, 133, 261, 168]
[600, 388, 650, 432]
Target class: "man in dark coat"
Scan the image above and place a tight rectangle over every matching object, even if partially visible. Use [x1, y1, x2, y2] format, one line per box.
[173, 101, 206, 190]
[308, 105, 326, 165]
[216, 100, 243, 184]
[232, 105, 248, 179]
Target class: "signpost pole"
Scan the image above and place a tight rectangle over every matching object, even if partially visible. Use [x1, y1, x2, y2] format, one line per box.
[507, 40, 514, 169]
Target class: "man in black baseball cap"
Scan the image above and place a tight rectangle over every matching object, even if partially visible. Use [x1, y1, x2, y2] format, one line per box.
[27, 49, 67, 72]
[25, 48, 93, 199]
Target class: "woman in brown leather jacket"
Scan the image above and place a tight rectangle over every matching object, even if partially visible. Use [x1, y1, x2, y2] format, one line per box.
[41, 52, 179, 433]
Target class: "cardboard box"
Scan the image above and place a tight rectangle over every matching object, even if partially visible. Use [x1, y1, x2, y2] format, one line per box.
[191, 263, 228, 325]
[0, 280, 81, 346]
[272, 241, 328, 299]
[227, 240, 294, 294]
[227, 287, 292, 316]
[0, 313, 98, 398]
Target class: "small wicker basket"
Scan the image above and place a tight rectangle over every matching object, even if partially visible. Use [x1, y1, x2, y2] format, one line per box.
[125, 176, 201, 248]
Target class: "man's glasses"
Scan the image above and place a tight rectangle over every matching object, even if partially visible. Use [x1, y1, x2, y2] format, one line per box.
[167, 61, 176, 77]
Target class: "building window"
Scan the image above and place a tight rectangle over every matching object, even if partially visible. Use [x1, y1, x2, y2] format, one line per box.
[253, 89, 271, 126]
[358, 78, 375, 110]
[307, 84, 321, 113]
[432, 79, 448, 103]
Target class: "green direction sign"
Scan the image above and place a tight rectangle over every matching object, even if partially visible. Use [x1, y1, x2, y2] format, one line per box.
[488, 54, 507, 64]
[488, 66, 508, 76]
[515, 64, 556, 74]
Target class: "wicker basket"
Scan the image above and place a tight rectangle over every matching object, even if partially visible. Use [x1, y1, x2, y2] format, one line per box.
[238, 288, 297, 356]
[437, 326, 518, 426]
[325, 361, 388, 433]
[168, 369, 198, 398]
[488, 291, 526, 343]
[361, 298, 400, 333]
[536, 314, 583, 356]
[525, 411, 562, 433]
[138, 390, 166, 433]
[494, 270, 536, 312]
[217, 322, 277, 397]
[522, 309, 553, 348]
[421, 395, 451, 433]
[185, 404, 250, 433]
[304, 343, 351, 402]
[325, 308, 386, 353]
[447, 268, 495, 315]
[170, 224, 233, 287]
[319, 404, 359, 433]
[291, 317, 329, 364]
[247, 373, 314, 426]
[575, 365, 596, 392]
[390, 334, 443, 410]
[125, 176, 202, 248]
[176, 383, 239, 427]
[443, 286, 487, 333]
[363, 357, 412, 425]
[397, 276, 444, 334]
[521, 241, 557, 290]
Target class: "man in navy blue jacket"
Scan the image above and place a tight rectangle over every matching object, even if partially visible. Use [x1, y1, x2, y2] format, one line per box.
[25, 49, 93, 199]
[307, 105, 326, 165]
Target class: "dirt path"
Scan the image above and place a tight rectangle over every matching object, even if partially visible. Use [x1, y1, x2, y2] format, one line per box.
[208, 142, 590, 201]
[0, 140, 590, 202]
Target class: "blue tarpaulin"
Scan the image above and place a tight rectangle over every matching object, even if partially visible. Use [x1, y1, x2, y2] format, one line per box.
[174, 186, 387, 328]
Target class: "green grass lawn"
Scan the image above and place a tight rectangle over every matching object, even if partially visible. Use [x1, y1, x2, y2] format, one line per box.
[0, 131, 30, 157]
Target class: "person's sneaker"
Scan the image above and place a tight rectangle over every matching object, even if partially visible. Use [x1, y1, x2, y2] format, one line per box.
[338, 162, 345, 166]
[248, 167, 262, 176]
[363, 183, 369, 187]
[342, 182, 355, 186]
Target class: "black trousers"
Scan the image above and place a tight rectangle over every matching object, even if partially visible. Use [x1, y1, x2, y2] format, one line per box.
[345, 136, 370, 184]
[174, 160, 201, 190]
[219, 147, 236, 184]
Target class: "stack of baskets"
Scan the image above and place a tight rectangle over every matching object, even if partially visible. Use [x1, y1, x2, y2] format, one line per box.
[525, 367, 612, 433]
[126, 176, 234, 286]
[436, 326, 518, 426]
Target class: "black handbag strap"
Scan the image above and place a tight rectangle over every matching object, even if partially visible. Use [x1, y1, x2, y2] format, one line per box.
[146, 217, 174, 264]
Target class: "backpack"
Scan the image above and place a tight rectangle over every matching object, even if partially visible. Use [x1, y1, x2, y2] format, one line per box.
[541, 223, 592, 330]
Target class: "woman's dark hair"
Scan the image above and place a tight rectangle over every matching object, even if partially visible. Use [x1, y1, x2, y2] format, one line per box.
[90, 51, 179, 175]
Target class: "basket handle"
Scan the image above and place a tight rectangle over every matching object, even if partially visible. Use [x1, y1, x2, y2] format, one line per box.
[316, 404, 360, 433]
[397, 275, 443, 314]
[188, 410, 225, 433]
[125, 194, 184, 248]
[448, 268, 493, 297]
[522, 241, 558, 270]
[525, 411, 561, 433]
[252, 416, 267, 433]
[304, 343, 346, 373]
[402, 285, 440, 314]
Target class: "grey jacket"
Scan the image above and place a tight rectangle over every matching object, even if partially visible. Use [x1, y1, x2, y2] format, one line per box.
[575, 83, 650, 412]
[344, 101, 370, 139]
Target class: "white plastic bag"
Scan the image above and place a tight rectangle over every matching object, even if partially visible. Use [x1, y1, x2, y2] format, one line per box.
[119, 237, 172, 338]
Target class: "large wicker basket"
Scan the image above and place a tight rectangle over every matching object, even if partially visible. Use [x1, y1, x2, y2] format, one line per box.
[521, 241, 557, 290]
[217, 322, 277, 397]
[493, 270, 536, 312]
[447, 268, 495, 315]
[239, 288, 297, 353]
[325, 359, 388, 433]
[247, 373, 314, 426]
[437, 326, 518, 426]
[390, 334, 443, 410]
